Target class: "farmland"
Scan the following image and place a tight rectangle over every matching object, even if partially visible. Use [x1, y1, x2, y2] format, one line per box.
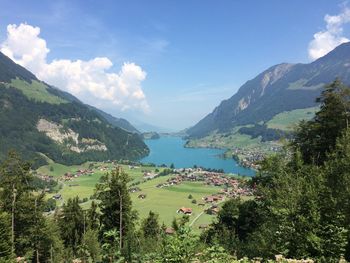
[37, 161, 249, 231]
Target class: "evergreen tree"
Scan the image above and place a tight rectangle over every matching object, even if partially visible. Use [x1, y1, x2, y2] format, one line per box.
[58, 197, 84, 252]
[96, 167, 137, 255]
[293, 79, 350, 165]
[87, 200, 99, 230]
[0, 212, 13, 262]
[81, 229, 101, 263]
[142, 211, 161, 239]
[0, 152, 63, 262]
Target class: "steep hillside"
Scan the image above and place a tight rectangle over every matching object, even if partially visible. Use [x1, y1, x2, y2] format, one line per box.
[187, 42, 350, 138]
[0, 52, 149, 167]
[90, 106, 140, 134]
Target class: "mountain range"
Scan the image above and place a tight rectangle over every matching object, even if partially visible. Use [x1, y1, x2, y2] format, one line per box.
[187, 42, 350, 138]
[0, 52, 148, 167]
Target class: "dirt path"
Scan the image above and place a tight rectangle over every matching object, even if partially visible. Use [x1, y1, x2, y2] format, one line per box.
[189, 211, 204, 226]
[189, 199, 225, 227]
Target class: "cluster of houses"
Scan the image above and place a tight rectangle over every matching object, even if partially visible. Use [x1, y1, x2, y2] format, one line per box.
[61, 169, 94, 181]
[143, 171, 157, 180]
[232, 147, 265, 169]
[176, 194, 225, 218]
[155, 169, 254, 197]
[232, 145, 281, 169]
[36, 173, 55, 183]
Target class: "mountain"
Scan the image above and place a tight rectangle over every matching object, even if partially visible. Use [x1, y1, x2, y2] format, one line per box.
[187, 42, 350, 138]
[88, 106, 140, 134]
[0, 52, 149, 167]
[132, 120, 172, 133]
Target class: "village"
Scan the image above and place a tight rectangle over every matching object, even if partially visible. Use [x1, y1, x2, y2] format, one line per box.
[35, 161, 255, 232]
[231, 145, 281, 169]
[155, 167, 253, 196]
[131, 166, 255, 231]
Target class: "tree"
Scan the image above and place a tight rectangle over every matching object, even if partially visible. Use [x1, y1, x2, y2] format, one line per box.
[321, 129, 350, 260]
[0, 152, 37, 258]
[172, 218, 179, 232]
[81, 229, 101, 263]
[87, 200, 99, 230]
[142, 211, 161, 240]
[160, 227, 198, 262]
[0, 152, 62, 262]
[101, 229, 124, 263]
[58, 197, 84, 252]
[96, 167, 137, 256]
[208, 199, 241, 254]
[293, 79, 350, 165]
[0, 212, 13, 262]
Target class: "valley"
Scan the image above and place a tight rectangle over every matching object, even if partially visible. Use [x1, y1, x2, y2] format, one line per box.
[36, 160, 252, 232]
[1, 5, 350, 260]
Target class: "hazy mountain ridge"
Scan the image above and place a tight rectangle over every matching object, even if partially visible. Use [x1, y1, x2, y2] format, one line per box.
[187, 42, 350, 138]
[88, 106, 140, 134]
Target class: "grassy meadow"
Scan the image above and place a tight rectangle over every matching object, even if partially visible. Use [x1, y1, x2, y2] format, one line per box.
[266, 106, 318, 131]
[38, 162, 224, 230]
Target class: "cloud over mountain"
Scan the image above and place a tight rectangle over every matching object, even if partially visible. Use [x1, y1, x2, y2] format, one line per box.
[1, 23, 149, 112]
[308, 7, 350, 60]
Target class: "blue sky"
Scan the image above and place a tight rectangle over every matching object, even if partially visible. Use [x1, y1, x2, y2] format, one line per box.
[0, 0, 349, 131]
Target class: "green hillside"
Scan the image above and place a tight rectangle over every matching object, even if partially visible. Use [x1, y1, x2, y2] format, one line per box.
[266, 106, 318, 131]
[0, 52, 149, 167]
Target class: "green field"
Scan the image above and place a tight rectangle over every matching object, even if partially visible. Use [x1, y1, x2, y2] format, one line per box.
[131, 177, 221, 228]
[266, 107, 318, 131]
[38, 162, 223, 230]
[5, 78, 67, 104]
[186, 128, 279, 159]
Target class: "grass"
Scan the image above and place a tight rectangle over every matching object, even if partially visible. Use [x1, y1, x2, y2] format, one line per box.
[39, 162, 224, 230]
[5, 78, 67, 104]
[186, 107, 319, 159]
[266, 107, 318, 131]
[186, 129, 278, 157]
[130, 177, 220, 228]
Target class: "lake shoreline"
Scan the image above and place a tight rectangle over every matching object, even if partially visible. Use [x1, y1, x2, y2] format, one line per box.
[140, 136, 255, 176]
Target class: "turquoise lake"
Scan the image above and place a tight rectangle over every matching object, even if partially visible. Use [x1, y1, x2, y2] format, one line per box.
[140, 136, 255, 176]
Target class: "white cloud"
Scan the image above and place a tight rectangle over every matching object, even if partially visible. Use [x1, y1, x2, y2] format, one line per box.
[308, 7, 350, 60]
[0, 23, 150, 112]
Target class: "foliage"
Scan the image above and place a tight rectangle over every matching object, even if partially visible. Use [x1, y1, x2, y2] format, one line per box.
[159, 227, 198, 262]
[96, 167, 137, 259]
[58, 197, 84, 252]
[0, 152, 64, 262]
[101, 229, 124, 263]
[238, 124, 291, 142]
[80, 229, 101, 262]
[142, 210, 161, 239]
[0, 212, 12, 261]
[292, 79, 350, 165]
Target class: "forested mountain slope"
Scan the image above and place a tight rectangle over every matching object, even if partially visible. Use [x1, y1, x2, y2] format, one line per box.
[0, 52, 148, 166]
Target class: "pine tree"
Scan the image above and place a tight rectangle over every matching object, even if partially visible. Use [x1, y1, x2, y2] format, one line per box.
[87, 200, 99, 230]
[96, 167, 136, 253]
[293, 79, 350, 165]
[142, 211, 161, 239]
[58, 197, 84, 252]
[0, 152, 62, 262]
[0, 212, 13, 262]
